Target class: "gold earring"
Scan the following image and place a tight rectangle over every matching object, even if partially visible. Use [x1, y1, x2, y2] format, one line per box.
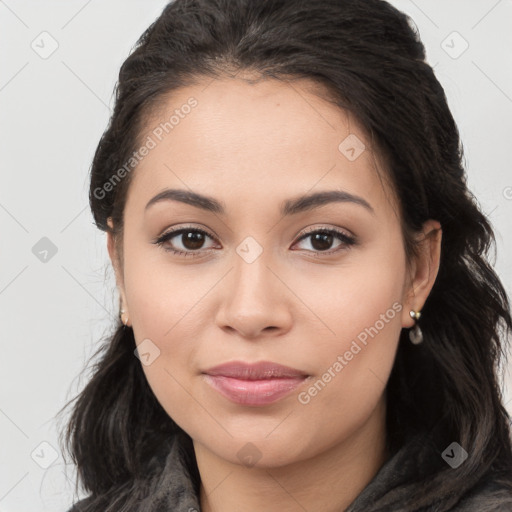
[409, 309, 423, 344]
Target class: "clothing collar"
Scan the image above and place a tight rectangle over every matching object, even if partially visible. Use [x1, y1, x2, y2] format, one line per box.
[137, 428, 506, 512]
[141, 429, 432, 512]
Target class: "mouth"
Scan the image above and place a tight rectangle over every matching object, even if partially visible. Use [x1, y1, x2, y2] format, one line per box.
[202, 360, 310, 406]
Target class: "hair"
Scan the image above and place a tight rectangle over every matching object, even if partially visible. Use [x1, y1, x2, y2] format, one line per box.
[59, 0, 512, 510]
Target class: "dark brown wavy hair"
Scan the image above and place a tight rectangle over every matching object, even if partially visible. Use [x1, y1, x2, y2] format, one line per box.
[59, 0, 512, 510]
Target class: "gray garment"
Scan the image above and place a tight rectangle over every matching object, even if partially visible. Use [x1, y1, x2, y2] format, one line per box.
[68, 430, 512, 512]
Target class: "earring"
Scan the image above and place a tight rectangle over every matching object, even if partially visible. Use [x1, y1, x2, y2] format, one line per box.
[409, 310, 423, 345]
[120, 308, 130, 327]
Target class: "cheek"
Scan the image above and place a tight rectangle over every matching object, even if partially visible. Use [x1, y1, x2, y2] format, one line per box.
[294, 303, 402, 451]
[121, 246, 217, 428]
[123, 243, 211, 340]
[295, 236, 405, 412]
[294, 230, 406, 349]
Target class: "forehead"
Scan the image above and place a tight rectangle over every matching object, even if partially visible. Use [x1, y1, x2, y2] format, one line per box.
[127, 77, 396, 218]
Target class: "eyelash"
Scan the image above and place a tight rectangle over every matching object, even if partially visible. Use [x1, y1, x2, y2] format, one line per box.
[153, 224, 357, 259]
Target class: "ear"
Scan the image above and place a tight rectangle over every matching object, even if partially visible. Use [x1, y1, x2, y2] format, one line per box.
[107, 217, 129, 318]
[401, 219, 442, 328]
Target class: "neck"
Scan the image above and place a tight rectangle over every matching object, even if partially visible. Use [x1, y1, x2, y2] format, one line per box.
[196, 398, 389, 512]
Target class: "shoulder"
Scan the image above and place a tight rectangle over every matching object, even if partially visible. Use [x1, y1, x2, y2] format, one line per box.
[451, 476, 512, 511]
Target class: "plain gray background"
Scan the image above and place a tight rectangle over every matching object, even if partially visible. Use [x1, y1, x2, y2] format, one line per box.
[1, 1, 511, 510]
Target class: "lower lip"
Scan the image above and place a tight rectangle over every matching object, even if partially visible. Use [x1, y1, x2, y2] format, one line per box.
[202, 374, 308, 406]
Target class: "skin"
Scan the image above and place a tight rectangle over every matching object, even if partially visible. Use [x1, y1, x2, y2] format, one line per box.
[107, 76, 442, 512]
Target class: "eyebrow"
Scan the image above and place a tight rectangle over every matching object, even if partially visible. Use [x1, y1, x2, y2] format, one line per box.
[144, 188, 374, 216]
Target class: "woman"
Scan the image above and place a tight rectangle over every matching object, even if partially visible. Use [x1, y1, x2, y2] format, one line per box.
[61, 0, 512, 510]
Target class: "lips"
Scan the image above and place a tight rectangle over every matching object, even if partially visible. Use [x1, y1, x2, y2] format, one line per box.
[202, 360, 309, 406]
[204, 360, 308, 379]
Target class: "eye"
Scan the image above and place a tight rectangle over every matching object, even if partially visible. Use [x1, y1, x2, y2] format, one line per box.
[292, 226, 356, 256]
[153, 226, 217, 258]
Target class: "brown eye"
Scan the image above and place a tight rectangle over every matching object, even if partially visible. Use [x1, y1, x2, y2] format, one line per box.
[154, 227, 217, 257]
[293, 228, 356, 255]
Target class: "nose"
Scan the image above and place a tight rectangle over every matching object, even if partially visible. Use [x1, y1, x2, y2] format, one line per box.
[214, 250, 293, 340]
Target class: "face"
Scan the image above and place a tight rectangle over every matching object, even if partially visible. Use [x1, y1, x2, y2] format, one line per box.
[108, 76, 435, 468]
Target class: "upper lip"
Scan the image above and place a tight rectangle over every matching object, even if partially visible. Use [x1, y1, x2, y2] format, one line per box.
[203, 361, 308, 380]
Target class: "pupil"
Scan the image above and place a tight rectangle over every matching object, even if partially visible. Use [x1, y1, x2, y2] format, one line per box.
[311, 232, 333, 251]
[183, 231, 204, 250]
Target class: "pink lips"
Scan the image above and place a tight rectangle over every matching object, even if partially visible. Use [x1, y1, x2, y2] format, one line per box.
[202, 361, 309, 406]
